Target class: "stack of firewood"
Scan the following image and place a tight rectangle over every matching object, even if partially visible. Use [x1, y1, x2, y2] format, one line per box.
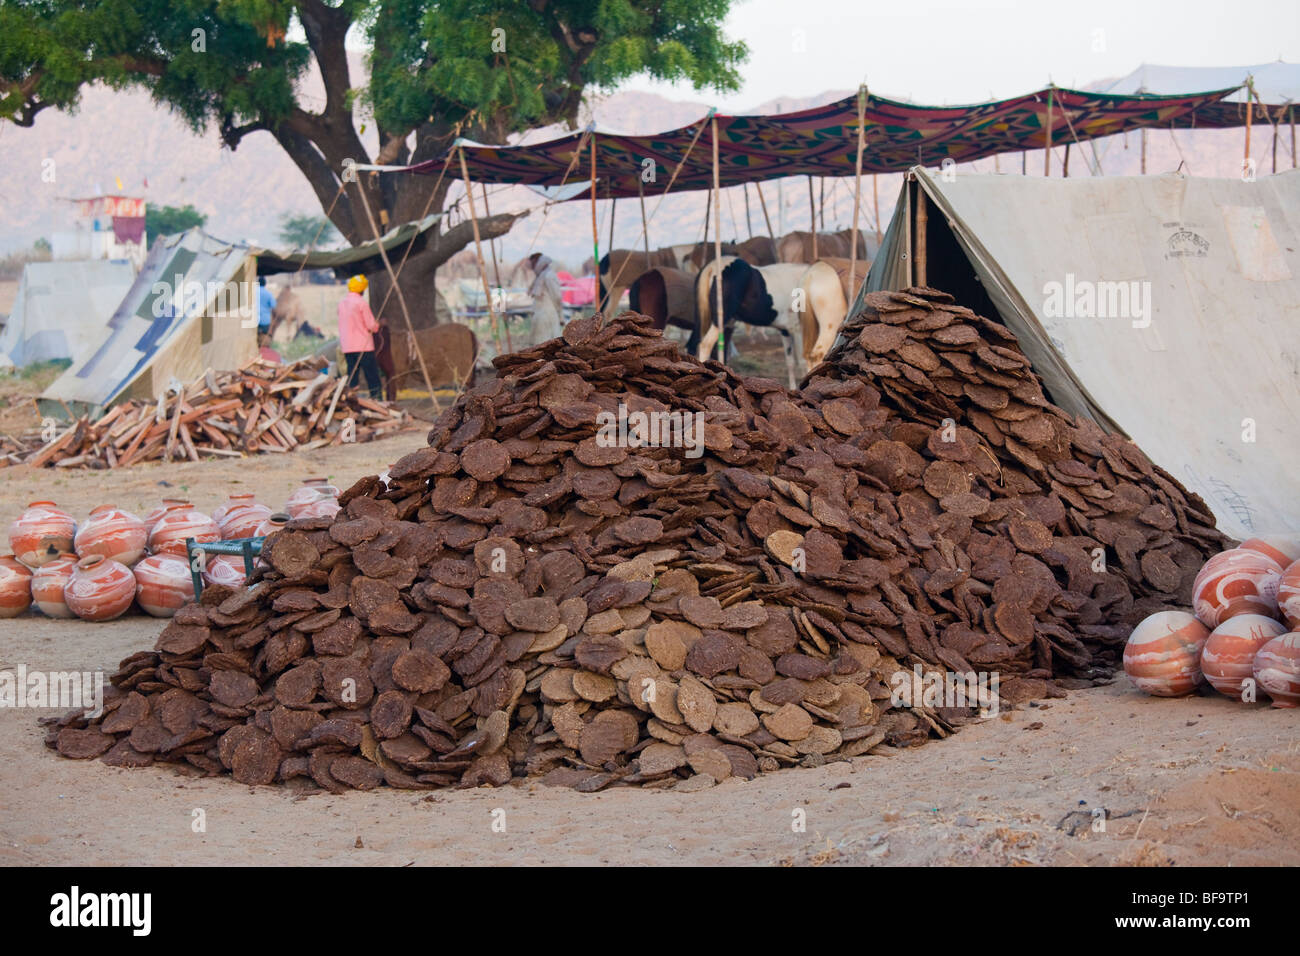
[24, 358, 410, 469]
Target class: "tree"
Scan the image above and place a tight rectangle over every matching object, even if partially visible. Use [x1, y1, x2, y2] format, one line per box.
[279, 212, 339, 248]
[145, 204, 208, 243]
[1, 1, 746, 328]
[32, 237, 51, 253]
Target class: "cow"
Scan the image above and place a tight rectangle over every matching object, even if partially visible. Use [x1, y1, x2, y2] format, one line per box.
[734, 236, 778, 266]
[628, 267, 697, 339]
[383, 322, 479, 398]
[695, 257, 808, 389]
[791, 260, 850, 370]
[597, 247, 679, 314]
[776, 229, 869, 263]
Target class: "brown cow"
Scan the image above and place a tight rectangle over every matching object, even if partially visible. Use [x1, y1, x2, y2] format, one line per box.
[776, 229, 869, 263]
[383, 322, 479, 397]
[597, 247, 679, 313]
[734, 236, 777, 266]
[628, 267, 696, 337]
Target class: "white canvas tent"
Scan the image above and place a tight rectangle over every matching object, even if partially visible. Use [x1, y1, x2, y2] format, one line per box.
[864, 167, 1300, 539]
[40, 229, 258, 419]
[1102, 61, 1300, 107]
[0, 260, 135, 368]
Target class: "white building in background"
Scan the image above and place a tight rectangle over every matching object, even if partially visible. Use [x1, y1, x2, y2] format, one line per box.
[52, 195, 148, 269]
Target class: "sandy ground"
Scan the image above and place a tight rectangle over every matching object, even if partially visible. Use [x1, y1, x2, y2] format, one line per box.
[1, 391, 1298, 868]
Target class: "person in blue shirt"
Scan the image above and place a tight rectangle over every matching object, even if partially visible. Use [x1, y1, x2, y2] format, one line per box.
[257, 276, 276, 338]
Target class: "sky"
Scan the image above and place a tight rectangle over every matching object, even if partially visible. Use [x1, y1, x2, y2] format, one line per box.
[618, 0, 1300, 111]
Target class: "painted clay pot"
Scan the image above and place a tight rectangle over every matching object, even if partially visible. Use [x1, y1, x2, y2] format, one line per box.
[297, 496, 340, 520]
[202, 554, 248, 589]
[1192, 548, 1283, 628]
[64, 554, 135, 622]
[0, 554, 33, 618]
[1277, 560, 1300, 630]
[1123, 610, 1209, 697]
[30, 553, 78, 619]
[217, 496, 272, 540]
[253, 513, 289, 568]
[1239, 535, 1300, 569]
[148, 504, 220, 558]
[133, 554, 195, 618]
[1252, 632, 1300, 708]
[1200, 614, 1286, 700]
[285, 478, 339, 519]
[74, 504, 148, 566]
[9, 500, 76, 568]
[143, 498, 191, 531]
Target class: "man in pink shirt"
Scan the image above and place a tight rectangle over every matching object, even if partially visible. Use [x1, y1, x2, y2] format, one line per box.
[338, 274, 384, 399]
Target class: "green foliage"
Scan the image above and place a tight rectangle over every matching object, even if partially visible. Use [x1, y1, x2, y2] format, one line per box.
[32, 237, 51, 252]
[278, 213, 338, 248]
[146, 203, 207, 243]
[367, 0, 746, 137]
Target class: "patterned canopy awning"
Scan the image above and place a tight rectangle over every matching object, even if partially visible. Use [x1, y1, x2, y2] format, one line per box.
[400, 85, 1240, 197]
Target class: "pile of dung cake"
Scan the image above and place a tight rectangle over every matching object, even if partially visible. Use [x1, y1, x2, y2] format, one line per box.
[45, 308, 1225, 791]
[797, 286, 1228, 678]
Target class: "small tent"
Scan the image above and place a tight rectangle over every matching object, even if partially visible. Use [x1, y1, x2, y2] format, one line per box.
[0, 260, 136, 367]
[864, 167, 1300, 539]
[40, 229, 258, 419]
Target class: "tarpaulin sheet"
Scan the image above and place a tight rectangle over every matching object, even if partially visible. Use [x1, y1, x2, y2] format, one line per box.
[397, 86, 1237, 197]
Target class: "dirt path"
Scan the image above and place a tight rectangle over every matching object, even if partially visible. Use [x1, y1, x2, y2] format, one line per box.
[1, 433, 1296, 867]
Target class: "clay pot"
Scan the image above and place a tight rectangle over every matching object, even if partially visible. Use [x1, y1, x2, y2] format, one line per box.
[0, 554, 33, 618]
[143, 498, 191, 531]
[148, 504, 220, 557]
[133, 554, 196, 618]
[1277, 560, 1300, 630]
[1200, 614, 1286, 700]
[202, 554, 249, 589]
[285, 477, 339, 519]
[64, 554, 135, 622]
[1253, 633, 1300, 708]
[218, 498, 272, 540]
[253, 513, 289, 569]
[297, 496, 340, 520]
[74, 504, 148, 566]
[1239, 535, 1300, 569]
[30, 553, 78, 619]
[1123, 610, 1209, 697]
[9, 500, 76, 568]
[254, 513, 290, 538]
[1192, 548, 1283, 628]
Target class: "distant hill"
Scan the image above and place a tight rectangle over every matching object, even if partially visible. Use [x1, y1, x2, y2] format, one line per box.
[0, 64, 1288, 273]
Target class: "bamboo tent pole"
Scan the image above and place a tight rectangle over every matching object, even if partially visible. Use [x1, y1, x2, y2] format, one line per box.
[712, 115, 724, 363]
[1244, 77, 1255, 169]
[754, 181, 777, 243]
[607, 191, 616, 260]
[818, 176, 826, 232]
[808, 176, 818, 259]
[638, 177, 650, 255]
[743, 183, 754, 238]
[354, 177, 438, 408]
[848, 85, 867, 303]
[872, 173, 881, 243]
[1044, 86, 1054, 176]
[457, 146, 502, 363]
[590, 134, 603, 314]
[1291, 104, 1296, 168]
[480, 185, 503, 287]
